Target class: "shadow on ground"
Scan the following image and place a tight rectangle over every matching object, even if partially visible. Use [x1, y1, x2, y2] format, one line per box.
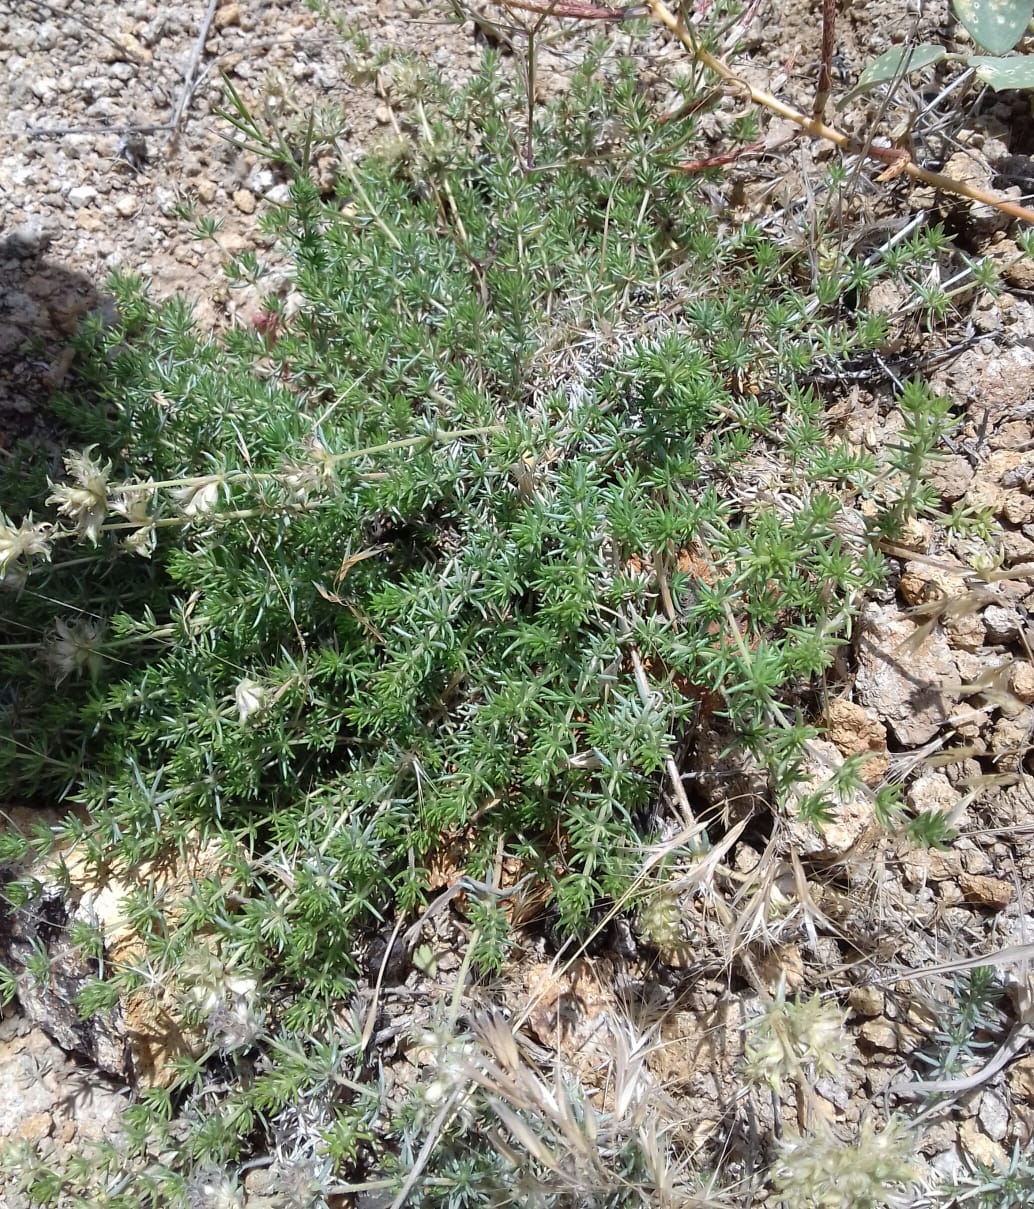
[0, 220, 113, 450]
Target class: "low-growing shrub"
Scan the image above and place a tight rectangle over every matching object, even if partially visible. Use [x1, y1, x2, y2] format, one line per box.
[0, 45, 957, 1202]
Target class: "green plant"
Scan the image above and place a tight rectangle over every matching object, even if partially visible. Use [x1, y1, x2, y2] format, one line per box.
[0, 964, 17, 1007]
[0, 1140, 66, 1206]
[911, 966, 1007, 1089]
[0, 39, 961, 1204]
[849, 0, 1034, 100]
[876, 378, 959, 536]
[923, 1143, 1034, 1208]
[945, 501, 998, 542]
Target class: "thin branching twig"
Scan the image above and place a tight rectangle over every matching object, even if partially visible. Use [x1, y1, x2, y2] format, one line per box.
[645, 0, 1034, 223]
[501, 0, 1034, 223]
[165, 0, 220, 150]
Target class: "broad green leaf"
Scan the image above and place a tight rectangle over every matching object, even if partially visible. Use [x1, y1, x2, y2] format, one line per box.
[955, 0, 1034, 54]
[840, 44, 947, 106]
[968, 52, 1034, 86]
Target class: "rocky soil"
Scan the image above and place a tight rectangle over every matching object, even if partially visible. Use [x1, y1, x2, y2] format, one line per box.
[3, 0, 1034, 1205]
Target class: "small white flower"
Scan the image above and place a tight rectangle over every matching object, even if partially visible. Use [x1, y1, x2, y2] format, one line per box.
[174, 475, 223, 518]
[180, 949, 263, 1046]
[414, 1022, 477, 1122]
[181, 948, 224, 1015]
[0, 512, 52, 579]
[186, 1170, 244, 1209]
[234, 678, 268, 723]
[111, 490, 157, 556]
[46, 446, 111, 544]
[122, 523, 157, 558]
[44, 617, 105, 685]
[281, 436, 334, 503]
[209, 996, 266, 1051]
[111, 491, 157, 558]
[281, 461, 320, 503]
[224, 972, 258, 999]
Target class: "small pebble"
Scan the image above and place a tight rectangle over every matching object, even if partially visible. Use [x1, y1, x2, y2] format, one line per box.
[860, 1019, 898, 1051]
[978, 1090, 1009, 1143]
[16, 1112, 53, 1144]
[232, 188, 256, 214]
[246, 167, 274, 195]
[1011, 662, 1034, 703]
[215, 2, 241, 29]
[68, 184, 97, 207]
[958, 873, 1014, 911]
[848, 985, 884, 1018]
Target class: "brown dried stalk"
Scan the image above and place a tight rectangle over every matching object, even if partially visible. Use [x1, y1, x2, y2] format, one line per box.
[814, 0, 836, 118]
[501, 0, 1034, 225]
[646, 0, 1034, 224]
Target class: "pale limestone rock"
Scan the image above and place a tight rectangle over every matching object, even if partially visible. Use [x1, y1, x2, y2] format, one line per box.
[859, 1019, 898, 1050]
[824, 698, 888, 785]
[232, 188, 256, 215]
[1, 815, 239, 1089]
[855, 604, 961, 745]
[215, 3, 241, 30]
[1010, 661, 1034, 703]
[907, 771, 962, 821]
[958, 873, 1013, 911]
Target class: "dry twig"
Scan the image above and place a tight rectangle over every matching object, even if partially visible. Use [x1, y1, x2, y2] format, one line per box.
[165, 0, 220, 150]
[645, 0, 1034, 224]
[501, 0, 1034, 224]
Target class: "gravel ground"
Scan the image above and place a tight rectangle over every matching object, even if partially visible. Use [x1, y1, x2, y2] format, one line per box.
[3, 0, 1034, 1204]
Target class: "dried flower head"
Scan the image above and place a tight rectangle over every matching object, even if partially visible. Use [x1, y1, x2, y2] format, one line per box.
[43, 617, 106, 685]
[235, 677, 269, 724]
[180, 946, 264, 1053]
[174, 475, 224, 518]
[0, 512, 53, 579]
[186, 1169, 245, 1209]
[379, 57, 432, 103]
[510, 452, 540, 502]
[111, 490, 157, 558]
[743, 980, 848, 1094]
[370, 133, 416, 168]
[635, 884, 683, 952]
[269, 1158, 332, 1209]
[181, 947, 261, 1024]
[46, 446, 111, 544]
[771, 1116, 917, 1208]
[281, 436, 335, 504]
[414, 1020, 477, 1123]
[208, 994, 266, 1051]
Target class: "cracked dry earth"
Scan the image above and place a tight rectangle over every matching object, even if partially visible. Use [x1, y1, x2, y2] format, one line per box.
[3, 0, 1034, 1204]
